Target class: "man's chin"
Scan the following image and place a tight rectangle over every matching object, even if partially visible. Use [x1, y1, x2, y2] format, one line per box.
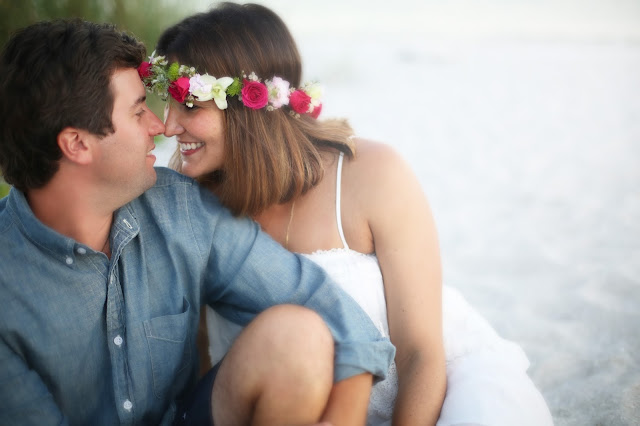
[145, 169, 158, 190]
[133, 170, 157, 198]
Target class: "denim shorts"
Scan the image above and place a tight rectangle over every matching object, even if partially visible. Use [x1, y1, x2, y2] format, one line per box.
[173, 361, 222, 426]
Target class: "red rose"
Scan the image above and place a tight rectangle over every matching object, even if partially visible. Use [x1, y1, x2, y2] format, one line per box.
[310, 103, 322, 119]
[241, 79, 269, 109]
[137, 62, 152, 79]
[289, 90, 312, 115]
[168, 76, 190, 103]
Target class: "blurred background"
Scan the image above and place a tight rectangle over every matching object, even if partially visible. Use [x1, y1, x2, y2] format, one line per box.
[2, 1, 639, 424]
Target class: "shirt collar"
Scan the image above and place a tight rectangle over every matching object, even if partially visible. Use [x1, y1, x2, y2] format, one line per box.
[7, 188, 140, 267]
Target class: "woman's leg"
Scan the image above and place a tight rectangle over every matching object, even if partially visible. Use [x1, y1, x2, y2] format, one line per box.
[211, 304, 334, 425]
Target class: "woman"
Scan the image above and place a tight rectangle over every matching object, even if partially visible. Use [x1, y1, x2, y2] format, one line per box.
[144, 3, 554, 425]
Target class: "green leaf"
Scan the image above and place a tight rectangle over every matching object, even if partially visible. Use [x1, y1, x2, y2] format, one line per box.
[226, 78, 242, 97]
[167, 62, 180, 81]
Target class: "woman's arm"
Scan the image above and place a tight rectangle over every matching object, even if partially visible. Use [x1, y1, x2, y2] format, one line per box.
[321, 373, 373, 425]
[347, 140, 447, 425]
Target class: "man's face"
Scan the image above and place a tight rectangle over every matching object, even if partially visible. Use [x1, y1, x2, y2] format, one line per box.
[92, 68, 165, 202]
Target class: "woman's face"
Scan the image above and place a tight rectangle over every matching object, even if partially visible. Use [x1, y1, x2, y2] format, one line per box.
[163, 99, 226, 178]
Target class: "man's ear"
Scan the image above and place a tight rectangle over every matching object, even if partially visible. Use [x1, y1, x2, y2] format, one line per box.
[57, 127, 93, 165]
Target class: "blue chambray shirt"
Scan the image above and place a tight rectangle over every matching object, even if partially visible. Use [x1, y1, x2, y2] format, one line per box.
[0, 168, 395, 426]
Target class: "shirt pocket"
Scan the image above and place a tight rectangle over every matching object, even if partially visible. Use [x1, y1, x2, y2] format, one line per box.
[143, 297, 193, 399]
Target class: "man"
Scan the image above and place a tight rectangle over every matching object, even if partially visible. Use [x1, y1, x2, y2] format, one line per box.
[0, 19, 394, 425]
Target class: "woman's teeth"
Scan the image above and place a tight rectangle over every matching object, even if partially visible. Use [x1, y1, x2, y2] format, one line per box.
[180, 142, 204, 152]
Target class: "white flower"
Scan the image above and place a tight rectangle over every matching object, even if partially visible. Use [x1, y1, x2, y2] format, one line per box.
[266, 76, 290, 108]
[302, 82, 323, 107]
[148, 51, 167, 66]
[189, 74, 234, 110]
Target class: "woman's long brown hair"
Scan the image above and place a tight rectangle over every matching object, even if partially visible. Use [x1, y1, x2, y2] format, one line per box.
[157, 2, 355, 216]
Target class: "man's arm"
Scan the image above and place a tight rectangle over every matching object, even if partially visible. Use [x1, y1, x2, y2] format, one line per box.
[0, 340, 68, 426]
[189, 181, 395, 382]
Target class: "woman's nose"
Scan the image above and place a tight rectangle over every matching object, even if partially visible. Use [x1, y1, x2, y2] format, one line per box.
[163, 104, 184, 137]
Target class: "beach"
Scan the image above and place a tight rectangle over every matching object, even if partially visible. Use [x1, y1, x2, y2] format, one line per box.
[158, 1, 640, 424]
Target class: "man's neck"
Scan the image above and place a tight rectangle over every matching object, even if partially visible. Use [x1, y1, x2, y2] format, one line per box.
[27, 176, 114, 253]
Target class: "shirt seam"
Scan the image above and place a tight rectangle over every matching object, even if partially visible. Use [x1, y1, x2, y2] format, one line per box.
[182, 181, 207, 262]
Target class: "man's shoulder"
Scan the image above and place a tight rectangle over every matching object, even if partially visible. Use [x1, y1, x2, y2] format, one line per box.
[0, 193, 7, 215]
[0, 192, 24, 284]
[137, 167, 200, 203]
[130, 167, 196, 210]
[152, 166, 195, 188]
[0, 191, 15, 235]
[129, 167, 223, 221]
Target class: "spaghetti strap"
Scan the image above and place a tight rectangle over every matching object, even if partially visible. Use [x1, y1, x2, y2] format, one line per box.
[336, 152, 349, 249]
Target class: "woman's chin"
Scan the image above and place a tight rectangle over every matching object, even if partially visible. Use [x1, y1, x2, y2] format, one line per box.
[181, 163, 200, 179]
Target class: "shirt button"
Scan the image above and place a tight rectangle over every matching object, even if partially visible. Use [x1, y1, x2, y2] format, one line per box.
[123, 400, 133, 411]
[76, 247, 87, 255]
[114, 335, 123, 346]
[65, 256, 73, 265]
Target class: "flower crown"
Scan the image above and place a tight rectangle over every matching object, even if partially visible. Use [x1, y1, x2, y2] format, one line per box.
[138, 52, 322, 118]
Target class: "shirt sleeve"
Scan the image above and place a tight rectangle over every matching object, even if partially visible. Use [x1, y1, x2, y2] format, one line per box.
[0, 339, 69, 426]
[188, 184, 396, 382]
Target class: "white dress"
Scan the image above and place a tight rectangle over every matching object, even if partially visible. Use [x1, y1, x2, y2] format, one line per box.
[206, 153, 554, 426]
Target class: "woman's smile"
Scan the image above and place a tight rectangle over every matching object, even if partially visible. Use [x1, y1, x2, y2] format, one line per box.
[179, 141, 205, 155]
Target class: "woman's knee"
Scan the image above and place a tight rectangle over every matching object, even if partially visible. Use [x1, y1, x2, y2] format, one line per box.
[211, 304, 334, 422]
[220, 304, 334, 378]
[251, 304, 334, 368]
[249, 305, 334, 400]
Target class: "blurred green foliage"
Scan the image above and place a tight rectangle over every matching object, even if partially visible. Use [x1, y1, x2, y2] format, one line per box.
[0, 0, 201, 197]
[0, 181, 9, 198]
[0, 0, 198, 53]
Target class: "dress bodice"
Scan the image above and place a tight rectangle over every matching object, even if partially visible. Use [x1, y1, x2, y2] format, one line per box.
[303, 249, 388, 336]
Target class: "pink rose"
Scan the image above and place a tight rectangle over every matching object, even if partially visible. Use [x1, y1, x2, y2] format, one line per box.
[241, 79, 269, 110]
[289, 90, 312, 115]
[169, 76, 191, 103]
[310, 103, 322, 119]
[137, 62, 152, 79]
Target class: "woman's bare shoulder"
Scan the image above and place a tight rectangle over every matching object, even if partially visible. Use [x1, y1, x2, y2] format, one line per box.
[347, 138, 415, 187]
[352, 137, 401, 158]
[345, 138, 431, 218]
